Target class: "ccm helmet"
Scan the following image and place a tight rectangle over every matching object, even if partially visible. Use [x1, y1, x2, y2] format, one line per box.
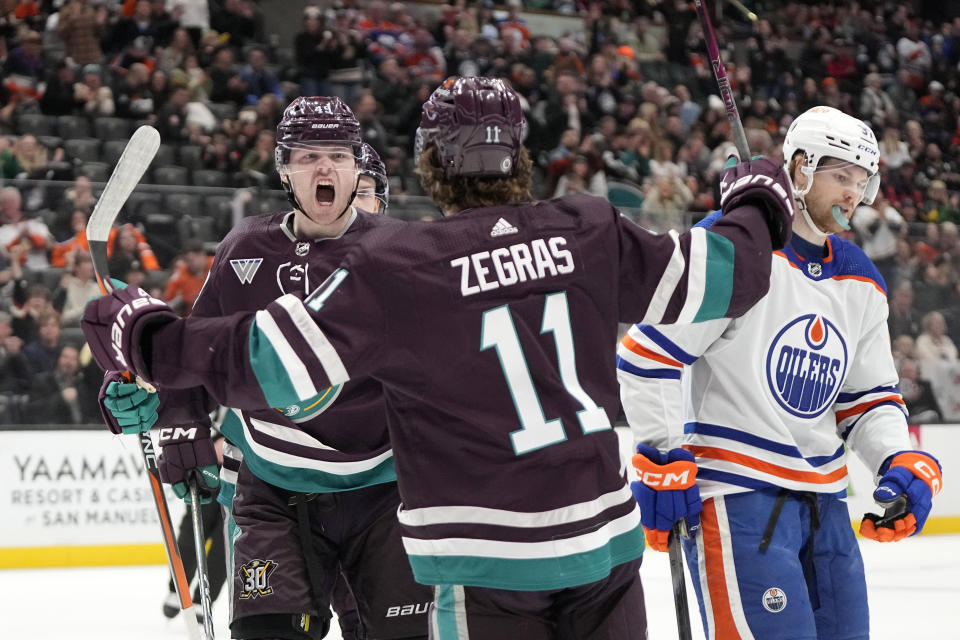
[415, 76, 526, 178]
[782, 106, 880, 204]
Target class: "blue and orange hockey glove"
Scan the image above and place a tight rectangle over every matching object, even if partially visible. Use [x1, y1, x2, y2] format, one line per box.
[631, 444, 702, 552]
[860, 451, 942, 542]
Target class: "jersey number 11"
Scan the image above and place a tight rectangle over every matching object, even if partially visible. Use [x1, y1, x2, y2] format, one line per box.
[482, 291, 611, 455]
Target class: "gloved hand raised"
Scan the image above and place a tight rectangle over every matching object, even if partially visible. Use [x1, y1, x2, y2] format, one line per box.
[860, 450, 942, 542]
[719, 156, 795, 249]
[158, 424, 220, 505]
[99, 370, 160, 434]
[81, 282, 178, 383]
[631, 444, 703, 552]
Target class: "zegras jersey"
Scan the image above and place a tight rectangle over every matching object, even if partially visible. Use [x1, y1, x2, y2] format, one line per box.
[150, 194, 777, 590]
[183, 208, 402, 493]
[617, 211, 912, 500]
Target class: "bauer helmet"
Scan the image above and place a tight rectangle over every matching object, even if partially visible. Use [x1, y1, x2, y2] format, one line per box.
[275, 96, 363, 169]
[357, 143, 389, 212]
[782, 106, 880, 205]
[414, 76, 527, 178]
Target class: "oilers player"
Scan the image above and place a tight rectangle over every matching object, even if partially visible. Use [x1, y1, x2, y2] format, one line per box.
[99, 97, 432, 640]
[617, 106, 943, 640]
[84, 76, 794, 638]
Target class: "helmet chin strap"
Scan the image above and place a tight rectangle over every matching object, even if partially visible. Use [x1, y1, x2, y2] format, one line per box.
[791, 166, 842, 239]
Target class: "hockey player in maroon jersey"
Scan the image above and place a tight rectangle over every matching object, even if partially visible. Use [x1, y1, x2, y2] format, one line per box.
[85, 76, 795, 639]
[98, 97, 431, 640]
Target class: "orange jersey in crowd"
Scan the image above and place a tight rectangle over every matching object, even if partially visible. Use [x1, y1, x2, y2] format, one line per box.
[163, 256, 214, 315]
[51, 225, 160, 270]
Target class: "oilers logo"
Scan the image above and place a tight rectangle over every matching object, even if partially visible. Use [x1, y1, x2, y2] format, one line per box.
[765, 314, 848, 418]
[761, 587, 787, 612]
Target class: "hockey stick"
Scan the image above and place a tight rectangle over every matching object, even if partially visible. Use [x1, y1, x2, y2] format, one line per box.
[189, 482, 216, 639]
[86, 126, 202, 640]
[668, 522, 694, 640]
[693, 0, 751, 161]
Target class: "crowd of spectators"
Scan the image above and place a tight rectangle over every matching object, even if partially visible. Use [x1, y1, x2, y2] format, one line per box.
[1, 0, 960, 423]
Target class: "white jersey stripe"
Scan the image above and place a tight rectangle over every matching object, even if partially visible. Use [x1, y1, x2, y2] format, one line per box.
[236, 409, 393, 474]
[694, 532, 716, 640]
[401, 507, 640, 559]
[715, 496, 756, 640]
[399, 483, 634, 528]
[275, 294, 350, 387]
[641, 230, 684, 324]
[254, 307, 318, 400]
[677, 227, 708, 323]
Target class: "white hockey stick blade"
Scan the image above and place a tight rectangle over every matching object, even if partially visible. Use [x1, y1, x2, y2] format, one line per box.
[86, 125, 161, 243]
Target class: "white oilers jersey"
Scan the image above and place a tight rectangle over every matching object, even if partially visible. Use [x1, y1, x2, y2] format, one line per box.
[617, 213, 912, 499]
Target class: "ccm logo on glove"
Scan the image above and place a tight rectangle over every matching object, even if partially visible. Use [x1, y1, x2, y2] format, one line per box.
[159, 426, 199, 440]
[110, 290, 167, 369]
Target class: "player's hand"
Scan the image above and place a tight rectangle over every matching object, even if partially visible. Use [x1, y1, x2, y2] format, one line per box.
[860, 451, 942, 542]
[81, 281, 178, 381]
[99, 370, 160, 434]
[719, 155, 795, 249]
[631, 444, 702, 552]
[158, 425, 220, 505]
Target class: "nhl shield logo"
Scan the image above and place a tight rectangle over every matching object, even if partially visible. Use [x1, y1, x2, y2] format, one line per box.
[295, 242, 310, 257]
[765, 314, 848, 418]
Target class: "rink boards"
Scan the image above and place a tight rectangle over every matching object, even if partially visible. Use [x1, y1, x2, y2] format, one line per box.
[0, 425, 958, 569]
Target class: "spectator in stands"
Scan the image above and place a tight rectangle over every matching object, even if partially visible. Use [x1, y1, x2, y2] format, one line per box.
[916, 310, 958, 375]
[924, 179, 960, 223]
[113, 61, 154, 119]
[107, 223, 160, 275]
[889, 280, 922, 340]
[0, 310, 30, 396]
[10, 278, 53, 344]
[239, 45, 282, 105]
[22, 311, 65, 376]
[57, 0, 107, 65]
[52, 252, 99, 327]
[157, 26, 195, 73]
[859, 72, 896, 128]
[552, 153, 603, 198]
[897, 20, 932, 90]
[208, 45, 248, 107]
[146, 0, 180, 48]
[240, 128, 278, 186]
[853, 193, 904, 289]
[201, 131, 242, 174]
[0, 187, 53, 271]
[1, 134, 61, 180]
[5, 30, 45, 83]
[879, 127, 911, 170]
[209, 0, 261, 52]
[153, 85, 194, 143]
[40, 60, 82, 116]
[163, 239, 212, 316]
[147, 68, 172, 113]
[918, 142, 960, 190]
[74, 64, 115, 116]
[641, 174, 694, 226]
[24, 344, 100, 424]
[887, 69, 918, 120]
[294, 6, 335, 97]
[51, 209, 90, 267]
[897, 358, 943, 423]
[353, 91, 390, 159]
[104, 0, 156, 55]
[884, 158, 924, 208]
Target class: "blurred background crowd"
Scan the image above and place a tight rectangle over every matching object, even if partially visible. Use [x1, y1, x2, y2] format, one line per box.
[0, 0, 959, 424]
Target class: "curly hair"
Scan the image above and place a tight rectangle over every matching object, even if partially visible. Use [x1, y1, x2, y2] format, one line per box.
[416, 147, 533, 213]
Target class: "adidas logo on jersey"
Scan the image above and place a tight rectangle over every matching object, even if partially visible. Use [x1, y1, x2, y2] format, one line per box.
[490, 218, 518, 237]
[231, 258, 263, 284]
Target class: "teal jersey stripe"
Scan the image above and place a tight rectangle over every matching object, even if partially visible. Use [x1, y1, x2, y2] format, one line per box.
[220, 411, 397, 493]
[248, 319, 302, 409]
[406, 523, 645, 590]
[694, 230, 735, 322]
[433, 586, 464, 640]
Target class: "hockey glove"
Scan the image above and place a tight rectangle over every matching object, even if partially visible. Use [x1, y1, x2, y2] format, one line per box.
[719, 156, 795, 249]
[158, 424, 220, 505]
[631, 444, 702, 552]
[99, 370, 160, 435]
[860, 451, 943, 542]
[81, 281, 178, 383]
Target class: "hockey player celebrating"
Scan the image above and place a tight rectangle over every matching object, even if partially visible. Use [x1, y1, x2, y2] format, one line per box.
[99, 97, 432, 640]
[617, 106, 943, 640]
[354, 142, 389, 215]
[84, 76, 794, 638]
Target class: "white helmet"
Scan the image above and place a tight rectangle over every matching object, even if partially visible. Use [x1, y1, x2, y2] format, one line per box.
[782, 106, 880, 205]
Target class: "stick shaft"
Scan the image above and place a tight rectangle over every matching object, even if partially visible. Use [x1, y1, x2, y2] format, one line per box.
[668, 524, 694, 640]
[694, 0, 751, 160]
[189, 482, 216, 639]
